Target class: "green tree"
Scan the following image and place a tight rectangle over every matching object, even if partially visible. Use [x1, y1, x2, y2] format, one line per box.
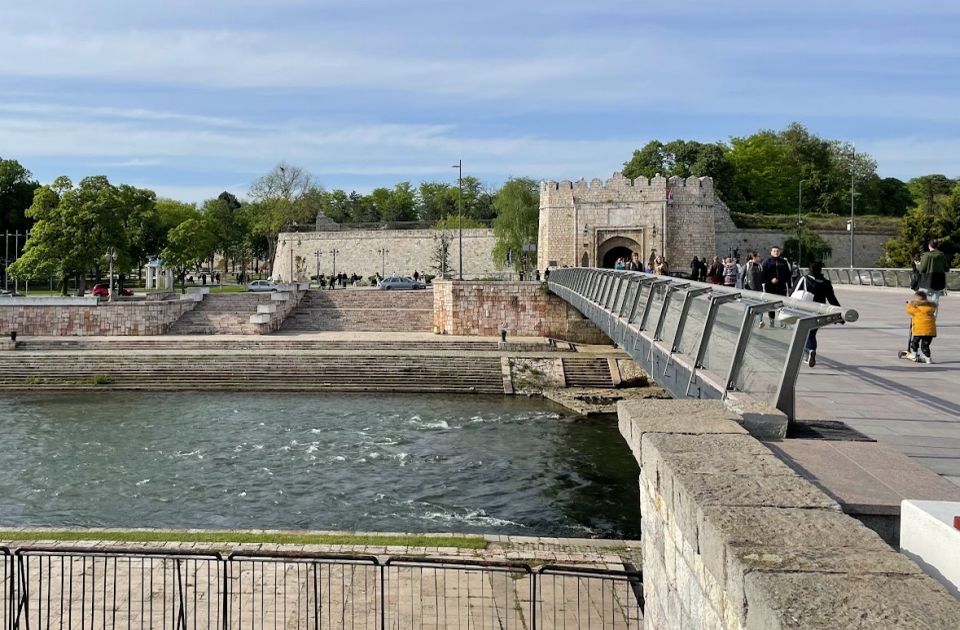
[782, 227, 833, 267]
[884, 183, 960, 266]
[0, 157, 39, 232]
[417, 182, 457, 222]
[877, 177, 913, 216]
[491, 177, 539, 272]
[247, 162, 322, 272]
[203, 192, 246, 272]
[8, 175, 155, 292]
[160, 218, 218, 293]
[907, 175, 954, 211]
[623, 140, 734, 199]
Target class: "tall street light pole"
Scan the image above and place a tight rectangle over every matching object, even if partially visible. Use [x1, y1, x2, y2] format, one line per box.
[106, 248, 117, 302]
[451, 160, 463, 280]
[314, 249, 321, 287]
[377, 248, 389, 278]
[330, 248, 339, 282]
[849, 149, 856, 269]
[798, 180, 805, 267]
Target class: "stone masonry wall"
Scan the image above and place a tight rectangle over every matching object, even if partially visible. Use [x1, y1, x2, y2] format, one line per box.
[273, 228, 500, 283]
[716, 228, 892, 268]
[0, 301, 195, 336]
[433, 280, 610, 344]
[620, 399, 960, 629]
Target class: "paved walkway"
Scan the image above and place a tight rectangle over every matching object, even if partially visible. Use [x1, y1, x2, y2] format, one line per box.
[795, 286, 960, 486]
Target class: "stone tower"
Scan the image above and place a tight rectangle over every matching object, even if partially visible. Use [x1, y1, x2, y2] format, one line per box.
[537, 172, 718, 270]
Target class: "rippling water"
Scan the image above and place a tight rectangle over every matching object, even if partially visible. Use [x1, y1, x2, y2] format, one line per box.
[0, 392, 641, 538]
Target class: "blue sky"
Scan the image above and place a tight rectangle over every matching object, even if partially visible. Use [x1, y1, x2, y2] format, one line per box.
[1, 0, 958, 202]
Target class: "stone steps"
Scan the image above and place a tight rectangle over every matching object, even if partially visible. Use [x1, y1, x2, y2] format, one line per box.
[14, 339, 558, 352]
[562, 358, 613, 388]
[168, 294, 278, 335]
[0, 355, 505, 393]
[281, 290, 434, 333]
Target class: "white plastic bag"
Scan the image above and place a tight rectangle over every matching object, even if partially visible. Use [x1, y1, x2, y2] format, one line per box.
[790, 276, 814, 302]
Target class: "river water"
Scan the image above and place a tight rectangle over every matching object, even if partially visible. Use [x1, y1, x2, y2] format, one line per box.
[0, 392, 641, 538]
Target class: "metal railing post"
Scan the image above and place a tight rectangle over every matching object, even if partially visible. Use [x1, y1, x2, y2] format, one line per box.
[774, 313, 843, 420]
[638, 279, 671, 331]
[654, 283, 689, 341]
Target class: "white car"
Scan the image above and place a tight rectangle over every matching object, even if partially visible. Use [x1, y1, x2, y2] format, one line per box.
[379, 276, 426, 290]
[247, 280, 279, 292]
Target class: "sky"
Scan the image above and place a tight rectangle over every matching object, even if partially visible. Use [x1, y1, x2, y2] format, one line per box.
[1, 0, 959, 203]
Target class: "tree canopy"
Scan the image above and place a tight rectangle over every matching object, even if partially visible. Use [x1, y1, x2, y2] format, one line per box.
[491, 178, 539, 272]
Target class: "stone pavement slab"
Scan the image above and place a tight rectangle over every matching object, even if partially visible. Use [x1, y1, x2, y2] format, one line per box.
[796, 286, 960, 485]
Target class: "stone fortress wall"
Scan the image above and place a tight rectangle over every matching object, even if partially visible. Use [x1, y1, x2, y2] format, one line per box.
[273, 228, 501, 282]
[539, 172, 892, 270]
[538, 173, 716, 271]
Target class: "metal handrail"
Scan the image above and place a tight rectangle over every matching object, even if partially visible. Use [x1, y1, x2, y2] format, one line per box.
[548, 268, 859, 420]
[1, 545, 643, 630]
[823, 267, 959, 290]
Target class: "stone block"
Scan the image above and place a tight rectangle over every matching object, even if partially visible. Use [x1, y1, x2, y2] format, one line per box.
[743, 572, 960, 630]
[256, 304, 278, 314]
[249, 314, 270, 324]
[724, 397, 787, 439]
[270, 291, 290, 301]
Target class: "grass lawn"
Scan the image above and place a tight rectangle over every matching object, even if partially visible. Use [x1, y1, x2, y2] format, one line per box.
[0, 529, 487, 549]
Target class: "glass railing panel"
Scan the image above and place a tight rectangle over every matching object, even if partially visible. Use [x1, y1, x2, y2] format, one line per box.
[630, 283, 652, 325]
[870, 270, 885, 286]
[947, 272, 960, 292]
[677, 295, 710, 356]
[644, 283, 667, 330]
[857, 269, 872, 285]
[699, 301, 745, 381]
[612, 276, 627, 313]
[619, 280, 639, 318]
[659, 291, 685, 343]
[733, 311, 798, 404]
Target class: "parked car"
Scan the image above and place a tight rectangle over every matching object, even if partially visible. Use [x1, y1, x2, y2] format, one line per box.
[380, 276, 426, 290]
[0, 289, 18, 298]
[91, 284, 133, 297]
[247, 280, 279, 292]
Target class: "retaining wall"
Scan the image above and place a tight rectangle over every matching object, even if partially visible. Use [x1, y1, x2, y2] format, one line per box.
[620, 399, 960, 629]
[432, 280, 610, 344]
[0, 300, 195, 336]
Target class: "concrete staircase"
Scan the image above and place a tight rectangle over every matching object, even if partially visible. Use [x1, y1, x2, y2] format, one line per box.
[14, 338, 558, 353]
[167, 294, 275, 335]
[0, 353, 505, 393]
[281, 290, 434, 332]
[562, 357, 614, 388]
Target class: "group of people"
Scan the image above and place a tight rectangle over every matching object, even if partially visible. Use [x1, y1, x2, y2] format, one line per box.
[613, 252, 669, 275]
[316, 272, 364, 289]
[903, 240, 949, 363]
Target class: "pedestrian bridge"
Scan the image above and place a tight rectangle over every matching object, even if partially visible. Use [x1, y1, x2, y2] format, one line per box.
[548, 268, 858, 421]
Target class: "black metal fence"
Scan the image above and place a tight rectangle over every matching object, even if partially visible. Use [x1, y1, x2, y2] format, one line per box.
[3, 546, 642, 629]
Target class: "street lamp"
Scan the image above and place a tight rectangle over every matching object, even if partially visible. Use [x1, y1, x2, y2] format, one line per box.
[849, 148, 856, 269]
[106, 248, 118, 302]
[377, 248, 389, 278]
[314, 249, 321, 287]
[451, 160, 463, 280]
[330, 248, 339, 283]
[798, 180, 806, 267]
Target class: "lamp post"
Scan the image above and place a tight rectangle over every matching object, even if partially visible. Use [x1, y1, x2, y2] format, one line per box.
[314, 249, 321, 286]
[798, 180, 805, 267]
[849, 149, 856, 269]
[330, 248, 339, 282]
[451, 159, 463, 280]
[377, 248, 389, 278]
[106, 248, 117, 302]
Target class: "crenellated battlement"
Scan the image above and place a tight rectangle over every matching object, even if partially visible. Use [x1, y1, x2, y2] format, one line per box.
[540, 172, 714, 194]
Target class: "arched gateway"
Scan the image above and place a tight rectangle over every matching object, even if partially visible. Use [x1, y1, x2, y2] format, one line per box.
[598, 236, 642, 268]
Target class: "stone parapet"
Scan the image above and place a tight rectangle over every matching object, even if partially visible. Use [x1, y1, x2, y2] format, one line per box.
[0, 301, 195, 336]
[620, 399, 960, 629]
[432, 280, 609, 344]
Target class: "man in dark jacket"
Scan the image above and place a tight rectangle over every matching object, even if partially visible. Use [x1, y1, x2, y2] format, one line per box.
[761, 247, 792, 325]
[918, 240, 949, 316]
[800, 261, 841, 367]
[762, 247, 792, 295]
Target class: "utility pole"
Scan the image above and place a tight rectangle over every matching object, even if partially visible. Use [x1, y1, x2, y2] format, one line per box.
[106, 248, 117, 302]
[452, 160, 463, 280]
[3, 230, 8, 291]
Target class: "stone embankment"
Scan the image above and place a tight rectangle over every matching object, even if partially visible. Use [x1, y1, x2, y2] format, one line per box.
[282, 289, 434, 332]
[622, 399, 960, 629]
[169, 290, 305, 334]
[0, 297, 194, 336]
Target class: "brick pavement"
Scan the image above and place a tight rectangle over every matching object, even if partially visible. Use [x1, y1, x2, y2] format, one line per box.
[794, 285, 960, 486]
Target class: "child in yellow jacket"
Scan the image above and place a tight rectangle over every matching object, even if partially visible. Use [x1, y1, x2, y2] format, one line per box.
[906, 290, 937, 363]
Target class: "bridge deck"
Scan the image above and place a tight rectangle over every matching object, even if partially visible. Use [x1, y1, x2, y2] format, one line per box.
[795, 286, 960, 486]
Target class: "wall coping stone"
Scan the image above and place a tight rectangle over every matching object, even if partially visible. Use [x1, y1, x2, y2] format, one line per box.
[0, 297, 99, 306]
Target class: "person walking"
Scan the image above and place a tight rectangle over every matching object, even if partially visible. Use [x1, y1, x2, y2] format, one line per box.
[761, 246, 792, 325]
[741, 252, 764, 292]
[706, 256, 724, 284]
[690, 256, 701, 280]
[798, 262, 841, 367]
[722, 257, 739, 287]
[905, 290, 937, 363]
[918, 240, 948, 316]
[614, 257, 625, 270]
[626, 251, 642, 271]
